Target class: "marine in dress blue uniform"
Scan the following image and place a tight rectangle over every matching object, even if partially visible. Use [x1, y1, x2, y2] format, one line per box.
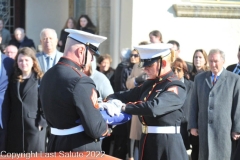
[39, 29, 113, 152]
[107, 44, 188, 160]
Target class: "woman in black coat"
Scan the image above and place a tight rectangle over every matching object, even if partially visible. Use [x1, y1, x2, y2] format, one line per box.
[58, 17, 76, 52]
[172, 58, 193, 151]
[7, 47, 47, 153]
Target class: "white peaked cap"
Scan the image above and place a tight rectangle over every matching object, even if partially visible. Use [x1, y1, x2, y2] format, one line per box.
[65, 29, 107, 48]
[134, 43, 173, 59]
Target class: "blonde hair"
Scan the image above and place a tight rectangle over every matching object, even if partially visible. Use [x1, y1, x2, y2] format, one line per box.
[163, 49, 175, 63]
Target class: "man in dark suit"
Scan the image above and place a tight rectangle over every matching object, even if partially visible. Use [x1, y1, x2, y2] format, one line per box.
[226, 46, 240, 74]
[226, 46, 240, 160]
[8, 28, 35, 49]
[0, 53, 14, 151]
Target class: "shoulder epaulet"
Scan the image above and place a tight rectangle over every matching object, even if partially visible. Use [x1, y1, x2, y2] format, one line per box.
[72, 67, 85, 78]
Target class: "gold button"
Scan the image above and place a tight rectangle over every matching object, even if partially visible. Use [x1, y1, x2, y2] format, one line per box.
[149, 91, 151, 94]
[140, 115, 142, 118]
[144, 97, 146, 101]
[142, 125, 148, 134]
[159, 78, 162, 81]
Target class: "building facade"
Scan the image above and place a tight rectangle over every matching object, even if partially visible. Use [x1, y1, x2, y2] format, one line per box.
[1, 0, 240, 67]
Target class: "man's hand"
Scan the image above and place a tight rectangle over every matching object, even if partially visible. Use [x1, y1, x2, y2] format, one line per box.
[99, 102, 121, 117]
[190, 128, 199, 136]
[135, 73, 148, 85]
[232, 132, 240, 140]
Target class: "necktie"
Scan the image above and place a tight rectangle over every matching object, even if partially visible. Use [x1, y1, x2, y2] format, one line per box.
[234, 66, 240, 74]
[46, 56, 50, 71]
[213, 75, 217, 86]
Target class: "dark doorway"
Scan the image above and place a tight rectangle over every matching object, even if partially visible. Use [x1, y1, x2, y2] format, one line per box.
[0, 0, 25, 35]
[14, 0, 25, 30]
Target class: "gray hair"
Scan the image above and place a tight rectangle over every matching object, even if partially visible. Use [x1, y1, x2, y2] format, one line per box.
[14, 27, 25, 34]
[39, 28, 58, 40]
[208, 49, 225, 61]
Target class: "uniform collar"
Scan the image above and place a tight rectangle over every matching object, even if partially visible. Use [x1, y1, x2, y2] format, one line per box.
[58, 57, 83, 71]
[157, 70, 175, 82]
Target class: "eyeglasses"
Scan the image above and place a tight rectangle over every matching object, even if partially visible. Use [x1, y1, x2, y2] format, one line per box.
[172, 67, 182, 73]
[130, 54, 139, 58]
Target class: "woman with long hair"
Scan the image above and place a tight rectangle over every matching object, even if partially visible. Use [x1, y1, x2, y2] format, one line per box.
[76, 15, 96, 34]
[190, 49, 209, 81]
[189, 49, 209, 160]
[7, 47, 47, 153]
[149, 30, 163, 43]
[58, 17, 76, 52]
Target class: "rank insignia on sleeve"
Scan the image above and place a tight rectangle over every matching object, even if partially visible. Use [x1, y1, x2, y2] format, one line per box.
[91, 89, 99, 109]
[167, 86, 178, 95]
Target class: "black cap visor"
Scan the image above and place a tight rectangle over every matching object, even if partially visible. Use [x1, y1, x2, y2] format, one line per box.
[68, 36, 100, 57]
[140, 57, 160, 67]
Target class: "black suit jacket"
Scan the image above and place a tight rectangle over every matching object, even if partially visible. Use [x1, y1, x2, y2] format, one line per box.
[9, 36, 35, 49]
[226, 63, 237, 72]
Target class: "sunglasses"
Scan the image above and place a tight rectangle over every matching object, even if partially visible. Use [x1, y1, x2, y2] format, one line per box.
[172, 67, 182, 73]
[130, 54, 139, 58]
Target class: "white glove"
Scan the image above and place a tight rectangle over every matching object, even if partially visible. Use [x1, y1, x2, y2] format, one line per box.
[98, 102, 121, 117]
[107, 99, 124, 108]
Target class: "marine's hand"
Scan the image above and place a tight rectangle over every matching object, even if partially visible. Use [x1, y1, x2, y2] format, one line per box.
[107, 99, 124, 108]
[98, 102, 121, 117]
[190, 128, 198, 136]
[232, 132, 240, 140]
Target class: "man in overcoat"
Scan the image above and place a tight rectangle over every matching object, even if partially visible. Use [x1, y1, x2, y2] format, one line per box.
[188, 49, 240, 160]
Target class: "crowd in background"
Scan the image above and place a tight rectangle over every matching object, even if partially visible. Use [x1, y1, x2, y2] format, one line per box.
[0, 14, 240, 160]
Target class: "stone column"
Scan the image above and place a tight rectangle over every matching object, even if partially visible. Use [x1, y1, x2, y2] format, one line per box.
[74, 0, 86, 21]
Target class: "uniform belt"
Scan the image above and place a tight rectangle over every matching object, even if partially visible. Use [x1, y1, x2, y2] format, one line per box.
[142, 125, 180, 134]
[51, 125, 84, 136]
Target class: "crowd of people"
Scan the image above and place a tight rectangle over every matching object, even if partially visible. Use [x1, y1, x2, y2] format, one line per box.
[0, 14, 240, 160]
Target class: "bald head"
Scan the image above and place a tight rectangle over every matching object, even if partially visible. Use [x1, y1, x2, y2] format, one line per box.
[5, 45, 18, 59]
[64, 38, 93, 68]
